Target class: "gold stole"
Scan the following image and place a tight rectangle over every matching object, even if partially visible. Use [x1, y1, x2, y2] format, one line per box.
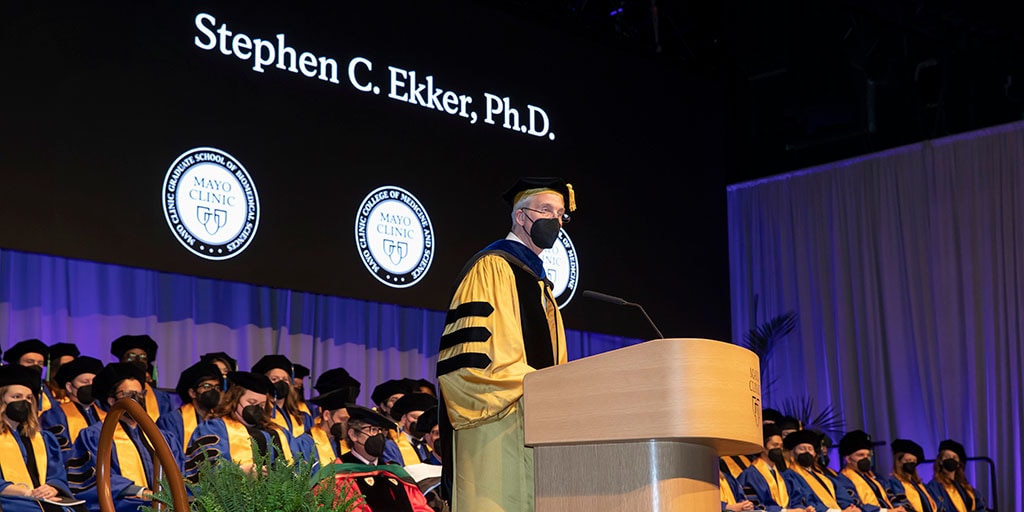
[270, 405, 306, 436]
[223, 417, 294, 466]
[310, 426, 342, 466]
[720, 458, 745, 481]
[840, 468, 892, 507]
[397, 431, 420, 465]
[753, 457, 789, 507]
[180, 404, 199, 452]
[0, 429, 47, 487]
[940, 481, 969, 512]
[898, 475, 937, 512]
[39, 392, 52, 414]
[792, 465, 840, 508]
[113, 423, 149, 488]
[720, 472, 737, 505]
[144, 383, 160, 421]
[298, 402, 311, 415]
[60, 401, 92, 445]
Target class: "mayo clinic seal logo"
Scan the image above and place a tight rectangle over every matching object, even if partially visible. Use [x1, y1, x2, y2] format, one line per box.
[162, 147, 259, 260]
[355, 186, 435, 288]
[540, 229, 579, 308]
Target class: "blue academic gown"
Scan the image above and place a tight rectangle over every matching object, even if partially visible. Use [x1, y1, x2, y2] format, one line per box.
[0, 430, 81, 512]
[149, 386, 175, 420]
[40, 402, 102, 463]
[832, 472, 883, 512]
[270, 403, 313, 437]
[67, 421, 162, 512]
[926, 478, 987, 512]
[155, 406, 203, 469]
[884, 475, 938, 512]
[721, 468, 746, 508]
[783, 467, 845, 512]
[737, 462, 789, 512]
[184, 417, 299, 480]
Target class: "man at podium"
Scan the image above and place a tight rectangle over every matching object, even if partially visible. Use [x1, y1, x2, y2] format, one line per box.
[436, 177, 575, 512]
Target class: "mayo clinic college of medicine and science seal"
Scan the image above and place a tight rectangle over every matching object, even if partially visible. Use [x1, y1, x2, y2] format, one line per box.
[162, 147, 260, 260]
[355, 185, 435, 288]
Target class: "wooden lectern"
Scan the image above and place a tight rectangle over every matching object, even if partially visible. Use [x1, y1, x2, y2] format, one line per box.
[523, 338, 763, 512]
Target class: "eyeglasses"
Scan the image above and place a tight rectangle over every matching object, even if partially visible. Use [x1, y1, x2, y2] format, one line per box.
[124, 353, 149, 362]
[196, 383, 219, 391]
[520, 206, 571, 225]
[357, 426, 384, 436]
[115, 390, 147, 400]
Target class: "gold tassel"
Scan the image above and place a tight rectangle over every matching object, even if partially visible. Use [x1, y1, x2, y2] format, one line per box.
[566, 183, 576, 211]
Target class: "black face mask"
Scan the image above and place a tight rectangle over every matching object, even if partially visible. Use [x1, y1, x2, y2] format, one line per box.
[329, 422, 344, 440]
[241, 404, 264, 426]
[768, 448, 786, 467]
[796, 452, 816, 468]
[27, 365, 43, 375]
[941, 459, 960, 472]
[196, 389, 221, 409]
[523, 213, 560, 249]
[127, 360, 148, 373]
[272, 381, 291, 400]
[856, 457, 872, 473]
[5, 400, 32, 423]
[75, 384, 95, 405]
[363, 432, 386, 458]
[901, 462, 918, 475]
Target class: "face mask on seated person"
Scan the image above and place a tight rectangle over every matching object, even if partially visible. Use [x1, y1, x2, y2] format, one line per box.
[856, 457, 872, 473]
[197, 389, 221, 409]
[273, 381, 291, 401]
[5, 400, 32, 423]
[75, 384, 95, 405]
[242, 405, 265, 426]
[796, 452, 815, 468]
[363, 433, 386, 458]
[941, 459, 960, 472]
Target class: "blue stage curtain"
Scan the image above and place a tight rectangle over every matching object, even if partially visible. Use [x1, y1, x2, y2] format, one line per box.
[727, 121, 1024, 509]
[0, 249, 637, 406]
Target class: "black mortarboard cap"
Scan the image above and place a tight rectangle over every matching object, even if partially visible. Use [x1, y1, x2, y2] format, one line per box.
[390, 392, 437, 421]
[413, 406, 438, 436]
[110, 334, 158, 360]
[251, 355, 293, 376]
[314, 367, 361, 401]
[778, 416, 802, 432]
[227, 371, 273, 395]
[92, 362, 146, 400]
[200, 352, 237, 372]
[938, 439, 967, 463]
[501, 177, 576, 212]
[0, 364, 42, 392]
[346, 404, 397, 430]
[891, 439, 925, 462]
[371, 379, 413, 406]
[293, 364, 310, 379]
[839, 430, 873, 457]
[783, 429, 821, 451]
[762, 423, 783, 445]
[762, 408, 784, 424]
[308, 388, 350, 412]
[55, 356, 104, 387]
[175, 362, 223, 402]
[48, 342, 80, 360]
[3, 339, 49, 365]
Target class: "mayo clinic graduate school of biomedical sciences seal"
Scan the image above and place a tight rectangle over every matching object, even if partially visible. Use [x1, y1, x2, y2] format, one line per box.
[541, 229, 580, 308]
[355, 185, 435, 288]
[162, 147, 260, 260]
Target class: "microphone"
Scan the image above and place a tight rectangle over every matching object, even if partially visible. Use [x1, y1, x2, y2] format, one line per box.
[580, 290, 665, 339]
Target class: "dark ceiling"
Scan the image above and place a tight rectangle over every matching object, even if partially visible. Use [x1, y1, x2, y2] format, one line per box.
[478, 0, 1024, 184]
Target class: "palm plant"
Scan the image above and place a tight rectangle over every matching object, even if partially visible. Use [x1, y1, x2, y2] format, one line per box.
[740, 310, 798, 403]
